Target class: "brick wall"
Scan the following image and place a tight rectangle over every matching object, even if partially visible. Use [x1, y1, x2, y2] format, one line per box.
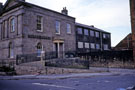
[130, 0, 135, 65]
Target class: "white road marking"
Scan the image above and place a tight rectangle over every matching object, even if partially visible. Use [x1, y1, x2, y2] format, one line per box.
[33, 83, 75, 89]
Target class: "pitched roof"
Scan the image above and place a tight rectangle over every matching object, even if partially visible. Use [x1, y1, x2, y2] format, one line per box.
[1, 0, 75, 19]
[114, 33, 132, 50]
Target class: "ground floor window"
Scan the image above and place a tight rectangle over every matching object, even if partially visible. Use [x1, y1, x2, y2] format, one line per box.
[104, 44, 109, 50]
[78, 42, 83, 48]
[85, 43, 89, 48]
[9, 42, 14, 58]
[37, 43, 42, 57]
[96, 44, 100, 50]
[90, 43, 95, 49]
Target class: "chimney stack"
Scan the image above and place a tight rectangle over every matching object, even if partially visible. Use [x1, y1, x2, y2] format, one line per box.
[61, 7, 68, 15]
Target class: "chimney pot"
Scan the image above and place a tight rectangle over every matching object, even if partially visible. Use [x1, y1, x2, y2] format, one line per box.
[61, 7, 68, 15]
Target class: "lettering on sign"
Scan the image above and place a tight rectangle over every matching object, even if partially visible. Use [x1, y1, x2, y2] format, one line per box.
[28, 35, 51, 40]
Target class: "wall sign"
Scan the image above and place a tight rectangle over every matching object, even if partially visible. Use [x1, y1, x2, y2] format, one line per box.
[28, 35, 51, 40]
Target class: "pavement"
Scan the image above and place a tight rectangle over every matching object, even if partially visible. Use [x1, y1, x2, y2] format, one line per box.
[0, 69, 135, 80]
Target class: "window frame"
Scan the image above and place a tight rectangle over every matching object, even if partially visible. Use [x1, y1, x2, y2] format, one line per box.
[84, 29, 89, 36]
[104, 44, 109, 50]
[96, 44, 100, 50]
[37, 43, 42, 57]
[77, 27, 83, 34]
[67, 23, 71, 34]
[78, 42, 83, 48]
[90, 43, 95, 49]
[55, 20, 61, 34]
[9, 42, 14, 58]
[85, 42, 89, 48]
[90, 30, 94, 37]
[10, 18, 15, 32]
[95, 31, 99, 38]
[37, 15, 43, 32]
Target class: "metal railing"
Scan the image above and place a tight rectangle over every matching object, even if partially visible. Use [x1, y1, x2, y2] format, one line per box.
[16, 50, 134, 69]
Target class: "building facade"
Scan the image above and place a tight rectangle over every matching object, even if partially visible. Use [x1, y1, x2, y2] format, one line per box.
[0, 0, 76, 62]
[76, 23, 111, 53]
[0, 0, 111, 64]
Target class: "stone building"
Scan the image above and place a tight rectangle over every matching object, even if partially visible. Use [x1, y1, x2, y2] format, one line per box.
[76, 23, 111, 53]
[0, 0, 111, 65]
[0, 0, 76, 63]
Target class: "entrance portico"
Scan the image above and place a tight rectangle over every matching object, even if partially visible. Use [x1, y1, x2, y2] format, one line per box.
[53, 39, 65, 58]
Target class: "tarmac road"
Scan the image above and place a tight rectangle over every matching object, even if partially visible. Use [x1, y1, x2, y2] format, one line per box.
[0, 73, 135, 90]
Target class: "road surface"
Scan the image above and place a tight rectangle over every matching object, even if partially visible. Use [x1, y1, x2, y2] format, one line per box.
[0, 74, 135, 90]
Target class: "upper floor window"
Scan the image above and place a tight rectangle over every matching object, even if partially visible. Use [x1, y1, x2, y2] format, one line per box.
[103, 33, 110, 39]
[95, 32, 99, 38]
[85, 43, 89, 48]
[56, 21, 60, 34]
[77, 27, 82, 34]
[11, 18, 15, 32]
[90, 30, 94, 37]
[37, 16, 43, 32]
[78, 42, 83, 48]
[67, 23, 71, 34]
[84, 29, 89, 35]
[103, 34, 106, 38]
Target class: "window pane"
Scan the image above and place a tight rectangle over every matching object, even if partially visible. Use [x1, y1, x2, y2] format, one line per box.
[37, 16, 42, 31]
[84, 29, 89, 35]
[11, 18, 15, 32]
[78, 42, 83, 48]
[90, 30, 94, 37]
[85, 43, 89, 48]
[77, 28, 82, 34]
[103, 34, 106, 38]
[95, 32, 99, 38]
[96, 44, 100, 49]
[11, 49, 14, 58]
[104, 44, 109, 50]
[90, 43, 95, 49]
[67, 23, 71, 33]
[56, 21, 60, 34]
[9, 43, 14, 58]
[37, 43, 42, 57]
[37, 49, 41, 57]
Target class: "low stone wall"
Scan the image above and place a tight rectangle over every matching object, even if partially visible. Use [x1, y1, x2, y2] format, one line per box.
[15, 65, 95, 75]
[46, 58, 89, 69]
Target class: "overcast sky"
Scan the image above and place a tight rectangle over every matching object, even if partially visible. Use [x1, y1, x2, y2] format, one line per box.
[1, 0, 131, 46]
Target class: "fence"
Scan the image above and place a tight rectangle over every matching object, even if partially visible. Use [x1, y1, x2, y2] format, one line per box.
[16, 51, 76, 65]
[77, 50, 134, 69]
[16, 50, 134, 69]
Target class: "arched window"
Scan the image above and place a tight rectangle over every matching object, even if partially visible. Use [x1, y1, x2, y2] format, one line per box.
[37, 43, 42, 57]
[9, 42, 14, 58]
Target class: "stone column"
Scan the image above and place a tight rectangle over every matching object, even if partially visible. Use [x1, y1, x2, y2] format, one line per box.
[63, 43, 65, 58]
